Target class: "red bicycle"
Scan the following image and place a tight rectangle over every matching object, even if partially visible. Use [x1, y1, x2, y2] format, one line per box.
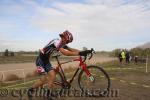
[52, 48, 111, 96]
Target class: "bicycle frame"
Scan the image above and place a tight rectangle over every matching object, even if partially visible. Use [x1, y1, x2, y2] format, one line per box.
[53, 56, 92, 87]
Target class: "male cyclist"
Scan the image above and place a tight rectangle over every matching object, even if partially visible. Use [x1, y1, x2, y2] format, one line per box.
[28, 30, 91, 98]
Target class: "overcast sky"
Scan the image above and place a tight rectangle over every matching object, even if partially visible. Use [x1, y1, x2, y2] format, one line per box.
[0, 0, 150, 51]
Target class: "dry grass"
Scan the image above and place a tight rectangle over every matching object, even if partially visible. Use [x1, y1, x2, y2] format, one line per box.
[4, 74, 21, 81]
[25, 73, 34, 78]
[0, 56, 36, 64]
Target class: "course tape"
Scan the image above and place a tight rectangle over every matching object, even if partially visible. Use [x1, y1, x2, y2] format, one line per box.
[0, 71, 74, 89]
[105, 67, 144, 71]
[0, 80, 37, 89]
[109, 77, 150, 88]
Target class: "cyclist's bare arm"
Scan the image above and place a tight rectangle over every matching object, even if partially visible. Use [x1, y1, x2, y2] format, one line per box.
[67, 47, 80, 52]
[59, 48, 79, 56]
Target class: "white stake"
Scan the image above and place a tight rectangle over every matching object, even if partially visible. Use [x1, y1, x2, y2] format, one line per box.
[146, 55, 148, 73]
[22, 69, 26, 83]
[2, 71, 5, 82]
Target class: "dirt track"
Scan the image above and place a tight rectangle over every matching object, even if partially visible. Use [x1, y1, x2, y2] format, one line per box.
[0, 56, 116, 81]
[1, 62, 150, 100]
[1, 57, 149, 100]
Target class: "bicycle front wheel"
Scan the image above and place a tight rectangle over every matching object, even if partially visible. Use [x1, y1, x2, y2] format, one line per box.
[78, 65, 110, 96]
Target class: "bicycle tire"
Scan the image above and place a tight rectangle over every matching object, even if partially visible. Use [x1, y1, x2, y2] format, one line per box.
[78, 65, 110, 97]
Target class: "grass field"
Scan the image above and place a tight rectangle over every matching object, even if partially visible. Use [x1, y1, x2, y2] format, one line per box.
[0, 60, 150, 100]
[0, 55, 37, 64]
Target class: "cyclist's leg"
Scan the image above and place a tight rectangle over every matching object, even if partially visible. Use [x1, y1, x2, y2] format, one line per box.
[30, 62, 56, 88]
[42, 63, 57, 99]
[43, 63, 56, 88]
[28, 57, 47, 91]
[47, 69, 56, 88]
[32, 75, 48, 88]
[31, 61, 56, 88]
[32, 60, 55, 88]
[27, 75, 48, 100]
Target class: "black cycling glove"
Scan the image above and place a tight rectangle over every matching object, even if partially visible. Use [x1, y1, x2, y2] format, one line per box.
[79, 50, 91, 56]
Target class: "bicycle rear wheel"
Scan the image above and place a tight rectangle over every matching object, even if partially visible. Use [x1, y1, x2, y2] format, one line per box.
[78, 65, 110, 97]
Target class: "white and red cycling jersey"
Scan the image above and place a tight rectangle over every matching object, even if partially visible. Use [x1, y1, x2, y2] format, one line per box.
[36, 38, 69, 73]
[41, 38, 64, 54]
[39, 38, 69, 62]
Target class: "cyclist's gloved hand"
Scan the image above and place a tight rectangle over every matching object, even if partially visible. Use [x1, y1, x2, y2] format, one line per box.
[79, 50, 91, 56]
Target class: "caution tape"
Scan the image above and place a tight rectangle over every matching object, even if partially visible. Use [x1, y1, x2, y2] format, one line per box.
[0, 79, 37, 89]
[105, 67, 144, 71]
[110, 77, 150, 88]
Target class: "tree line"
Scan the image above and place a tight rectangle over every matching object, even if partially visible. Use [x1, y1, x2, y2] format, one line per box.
[111, 48, 150, 57]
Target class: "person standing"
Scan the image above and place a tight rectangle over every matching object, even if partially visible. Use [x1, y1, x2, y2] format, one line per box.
[121, 50, 126, 65]
[125, 50, 130, 63]
[118, 51, 123, 64]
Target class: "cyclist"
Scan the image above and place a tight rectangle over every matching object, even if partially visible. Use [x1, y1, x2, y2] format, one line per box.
[28, 30, 91, 98]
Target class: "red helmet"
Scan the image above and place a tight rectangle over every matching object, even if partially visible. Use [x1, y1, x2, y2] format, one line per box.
[60, 30, 73, 43]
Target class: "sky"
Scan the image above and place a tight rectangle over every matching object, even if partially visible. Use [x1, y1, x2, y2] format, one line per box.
[0, 0, 150, 51]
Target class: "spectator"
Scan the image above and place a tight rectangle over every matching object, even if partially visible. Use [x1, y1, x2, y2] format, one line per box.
[134, 55, 138, 64]
[118, 52, 123, 64]
[121, 50, 126, 65]
[125, 50, 130, 63]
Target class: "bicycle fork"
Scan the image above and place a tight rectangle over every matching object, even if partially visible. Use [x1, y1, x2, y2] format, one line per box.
[81, 63, 95, 82]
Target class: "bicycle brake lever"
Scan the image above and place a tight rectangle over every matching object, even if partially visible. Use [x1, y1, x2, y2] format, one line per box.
[89, 48, 95, 60]
[91, 48, 96, 54]
[83, 48, 95, 62]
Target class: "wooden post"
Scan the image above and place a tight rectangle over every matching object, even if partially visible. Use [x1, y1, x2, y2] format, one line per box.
[146, 55, 148, 73]
[2, 71, 5, 82]
[22, 69, 26, 83]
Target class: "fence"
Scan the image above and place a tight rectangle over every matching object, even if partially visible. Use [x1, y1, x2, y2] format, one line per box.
[0, 68, 36, 84]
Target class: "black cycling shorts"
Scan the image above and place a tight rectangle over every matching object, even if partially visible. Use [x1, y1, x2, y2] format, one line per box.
[36, 56, 54, 73]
